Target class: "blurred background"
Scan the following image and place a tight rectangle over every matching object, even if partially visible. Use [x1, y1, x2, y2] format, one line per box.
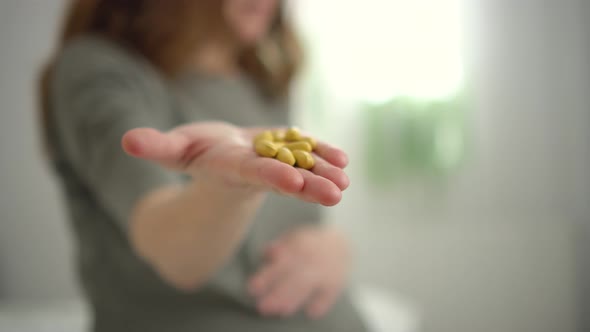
[0, 1, 588, 332]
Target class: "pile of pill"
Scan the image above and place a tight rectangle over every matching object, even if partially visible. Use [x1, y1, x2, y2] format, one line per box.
[253, 127, 317, 169]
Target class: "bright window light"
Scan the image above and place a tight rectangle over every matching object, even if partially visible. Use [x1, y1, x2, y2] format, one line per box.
[293, 0, 465, 103]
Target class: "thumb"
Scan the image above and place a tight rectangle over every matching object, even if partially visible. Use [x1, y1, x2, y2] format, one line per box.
[122, 128, 190, 166]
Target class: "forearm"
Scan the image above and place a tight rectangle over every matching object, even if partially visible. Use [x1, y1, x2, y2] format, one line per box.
[129, 178, 265, 291]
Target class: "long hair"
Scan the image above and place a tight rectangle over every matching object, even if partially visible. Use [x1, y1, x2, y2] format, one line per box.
[38, 0, 302, 153]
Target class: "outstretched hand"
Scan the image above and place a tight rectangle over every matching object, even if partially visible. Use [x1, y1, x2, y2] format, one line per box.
[121, 122, 349, 206]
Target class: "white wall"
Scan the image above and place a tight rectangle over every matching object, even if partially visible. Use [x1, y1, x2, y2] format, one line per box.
[574, 1, 590, 330]
[320, 1, 589, 332]
[0, 0, 75, 299]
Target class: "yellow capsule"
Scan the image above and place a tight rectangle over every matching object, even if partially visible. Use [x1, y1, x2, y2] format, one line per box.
[276, 147, 296, 166]
[284, 141, 312, 152]
[284, 127, 302, 141]
[275, 141, 286, 149]
[255, 140, 279, 158]
[293, 150, 315, 169]
[301, 136, 318, 151]
[272, 129, 285, 142]
[254, 130, 273, 143]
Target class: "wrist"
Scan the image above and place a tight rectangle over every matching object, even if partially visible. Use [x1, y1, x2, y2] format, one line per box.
[187, 174, 266, 200]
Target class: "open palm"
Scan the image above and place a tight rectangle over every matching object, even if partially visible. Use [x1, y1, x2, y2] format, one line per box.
[121, 122, 349, 206]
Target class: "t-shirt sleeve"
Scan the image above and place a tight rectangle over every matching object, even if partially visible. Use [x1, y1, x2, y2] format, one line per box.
[51, 38, 184, 230]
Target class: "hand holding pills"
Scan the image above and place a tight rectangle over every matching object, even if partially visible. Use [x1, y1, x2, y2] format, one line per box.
[122, 122, 349, 206]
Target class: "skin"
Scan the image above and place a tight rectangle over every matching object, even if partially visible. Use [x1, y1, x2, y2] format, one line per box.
[124, 0, 351, 318]
[248, 225, 351, 318]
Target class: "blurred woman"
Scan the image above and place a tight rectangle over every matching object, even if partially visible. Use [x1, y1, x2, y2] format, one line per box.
[39, 0, 368, 331]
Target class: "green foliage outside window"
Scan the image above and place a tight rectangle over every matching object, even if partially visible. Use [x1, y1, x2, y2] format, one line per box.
[360, 90, 471, 187]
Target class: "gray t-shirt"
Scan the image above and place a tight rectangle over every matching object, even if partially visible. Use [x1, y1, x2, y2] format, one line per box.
[49, 35, 367, 332]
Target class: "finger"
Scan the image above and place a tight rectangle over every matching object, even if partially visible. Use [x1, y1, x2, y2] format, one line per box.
[295, 169, 342, 206]
[257, 270, 316, 317]
[248, 252, 293, 297]
[311, 156, 350, 191]
[305, 286, 341, 319]
[238, 156, 304, 193]
[122, 128, 191, 165]
[314, 142, 349, 169]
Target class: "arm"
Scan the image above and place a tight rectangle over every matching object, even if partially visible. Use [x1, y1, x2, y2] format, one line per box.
[130, 179, 265, 290]
[121, 124, 350, 291]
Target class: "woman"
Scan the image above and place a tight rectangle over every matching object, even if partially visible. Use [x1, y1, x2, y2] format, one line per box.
[40, 0, 368, 331]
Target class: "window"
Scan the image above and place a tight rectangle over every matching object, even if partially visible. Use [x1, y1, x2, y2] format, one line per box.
[292, 0, 469, 185]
